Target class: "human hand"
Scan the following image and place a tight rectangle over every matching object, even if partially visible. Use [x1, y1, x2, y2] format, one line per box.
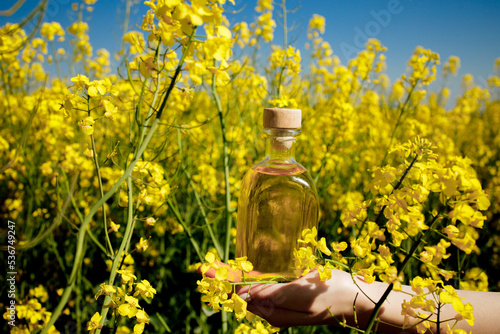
[200, 261, 500, 333]
[200, 263, 370, 328]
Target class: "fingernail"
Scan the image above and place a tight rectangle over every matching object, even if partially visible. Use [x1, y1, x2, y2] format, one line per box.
[238, 292, 251, 302]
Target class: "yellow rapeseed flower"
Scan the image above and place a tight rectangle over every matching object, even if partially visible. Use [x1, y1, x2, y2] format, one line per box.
[308, 14, 325, 34]
[94, 283, 117, 300]
[78, 116, 95, 135]
[71, 74, 89, 90]
[255, 0, 273, 12]
[443, 55, 460, 77]
[40, 22, 65, 42]
[460, 268, 489, 291]
[298, 227, 318, 246]
[228, 256, 253, 273]
[117, 269, 137, 284]
[331, 241, 348, 253]
[86, 312, 102, 333]
[317, 237, 331, 256]
[292, 246, 316, 277]
[351, 236, 371, 258]
[135, 237, 149, 252]
[135, 280, 157, 299]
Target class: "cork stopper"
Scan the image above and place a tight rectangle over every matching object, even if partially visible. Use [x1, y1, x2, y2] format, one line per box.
[263, 108, 301, 129]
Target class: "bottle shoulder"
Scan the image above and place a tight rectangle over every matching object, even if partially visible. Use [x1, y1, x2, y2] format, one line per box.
[240, 160, 318, 196]
[251, 159, 309, 176]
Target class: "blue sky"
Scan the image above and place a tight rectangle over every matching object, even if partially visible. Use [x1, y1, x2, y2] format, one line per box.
[2, 0, 500, 100]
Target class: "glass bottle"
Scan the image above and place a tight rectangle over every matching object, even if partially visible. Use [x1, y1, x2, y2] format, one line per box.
[236, 108, 319, 281]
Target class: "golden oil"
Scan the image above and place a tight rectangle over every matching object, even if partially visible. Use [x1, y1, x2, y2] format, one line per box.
[236, 108, 319, 281]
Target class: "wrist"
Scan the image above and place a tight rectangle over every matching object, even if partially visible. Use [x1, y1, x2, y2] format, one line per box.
[345, 276, 401, 331]
[323, 271, 378, 328]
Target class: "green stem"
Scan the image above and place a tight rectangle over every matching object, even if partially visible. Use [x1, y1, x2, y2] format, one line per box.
[42, 25, 198, 333]
[380, 82, 418, 166]
[211, 61, 233, 334]
[177, 126, 223, 258]
[211, 64, 233, 263]
[50, 40, 61, 79]
[65, 176, 109, 256]
[167, 198, 203, 261]
[136, 41, 162, 151]
[95, 176, 137, 334]
[185, 169, 224, 258]
[277, 0, 288, 99]
[86, 229, 108, 255]
[282, 0, 287, 49]
[48, 234, 66, 277]
[313, 117, 343, 184]
[19, 172, 77, 250]
[373, 153, 420, 226]
[76, 265, 82, 334]
[91, 133, 114, 257]
[41, 117, 162, 334]
[381, 59, 434, 166]
[363, 153, 423, 333]
[0, 0, 26, 16]
[156, 28, 197, 120]
[364, 214, 440, 333]
[120, 0, 132, 55]
[123, 198, 142, 256]
[6, 0, 48, 53]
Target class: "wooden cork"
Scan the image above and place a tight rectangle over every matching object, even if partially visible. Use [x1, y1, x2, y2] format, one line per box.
[263, 108, 301, 129]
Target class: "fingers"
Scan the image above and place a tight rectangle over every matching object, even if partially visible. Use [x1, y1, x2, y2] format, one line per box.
[198, 266, 375, 329]
[198, 266, 352, 328]
[246, 304, 333, 328]
[237, 271, 330, 313]
[237, 282, 328, 316]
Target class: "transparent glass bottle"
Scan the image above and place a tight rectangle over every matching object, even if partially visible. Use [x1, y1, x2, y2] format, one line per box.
[236, 108, 319, 281]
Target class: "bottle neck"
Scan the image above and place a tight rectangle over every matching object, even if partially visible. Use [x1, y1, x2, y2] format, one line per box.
[264, 128, 300, 163]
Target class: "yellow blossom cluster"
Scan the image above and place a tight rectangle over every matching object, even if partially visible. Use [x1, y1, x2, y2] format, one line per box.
[293, 226, 343, 280]
[121, 160, 172, 209]
[402, 46, 440, 86]
[197, 251, 251, 320]
[91, 271, 156, 334]
[337, 138, 489, 283]
[251, 0, 276, 44]
[399, 278, 475, 332]
[269, 45, 301, 76]
[234, 319, 280, 334]
[197, 251, 281, 332]
[40, 22, 65, 42]
[68, 21, 92, 62]
[2, 285, 59, 334]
